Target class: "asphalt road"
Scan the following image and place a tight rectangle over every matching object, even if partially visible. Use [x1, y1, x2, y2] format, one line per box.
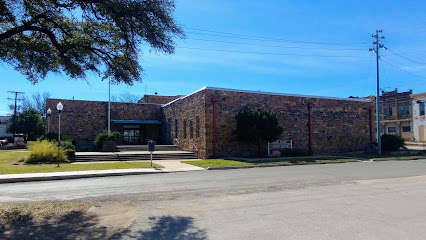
[1, 160, 426, 239]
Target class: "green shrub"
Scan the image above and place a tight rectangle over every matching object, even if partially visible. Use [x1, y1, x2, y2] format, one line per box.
[279, 148, 311, 157]
[26, 140, 67, 164]
[59, 141, 76, 159]
[40, 133, 73, 144]
[94, 131, 121, 150]
[40, 132, 57, 141]
[381, 134, 405, 151]
[0, 142, 27, 150]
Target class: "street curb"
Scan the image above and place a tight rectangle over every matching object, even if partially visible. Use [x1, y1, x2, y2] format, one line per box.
[372, 157, 426, 161]
[206, 160, 360, 170]
[0, 170, 169, 184]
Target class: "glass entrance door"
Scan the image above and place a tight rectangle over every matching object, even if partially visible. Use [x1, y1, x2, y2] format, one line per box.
[123, 129, 140, 144]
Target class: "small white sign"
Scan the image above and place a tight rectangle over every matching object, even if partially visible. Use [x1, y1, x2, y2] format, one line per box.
[268, 140, 292, 155]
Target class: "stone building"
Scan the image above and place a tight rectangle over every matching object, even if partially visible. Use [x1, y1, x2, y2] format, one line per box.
[411, 92, 426, 142]
[46, 99, 164, 149]
[46, 86, 373, 158]
[376, 89, 413, 140]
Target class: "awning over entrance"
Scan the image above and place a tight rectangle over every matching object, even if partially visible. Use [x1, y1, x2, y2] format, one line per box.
[112, 120, 162, 125]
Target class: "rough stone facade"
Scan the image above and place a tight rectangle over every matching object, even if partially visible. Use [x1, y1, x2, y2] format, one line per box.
[204, 88, 371, 158]
[162, 90, 207, 158]
[46, 99, 162, 145]
[139, 95, 182, 104]
[163, 87, 372, 159]
[46, 87, 373, 158]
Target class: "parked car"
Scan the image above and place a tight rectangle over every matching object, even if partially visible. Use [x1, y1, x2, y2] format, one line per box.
[0, 139, 7, 145]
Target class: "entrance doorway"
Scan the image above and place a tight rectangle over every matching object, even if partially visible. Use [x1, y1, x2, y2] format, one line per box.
[420, 125, 425, 142]
[123, 129, 140, 144]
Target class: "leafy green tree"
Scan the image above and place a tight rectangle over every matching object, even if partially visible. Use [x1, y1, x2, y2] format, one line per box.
[0, 0, 184, 84]
[235, 109, 283, 156]
[7, 108, 45, 142]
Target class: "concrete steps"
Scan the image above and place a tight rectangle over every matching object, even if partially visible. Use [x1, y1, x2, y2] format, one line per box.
[116, 145, 180, 152]
[405, 141, 426, 147]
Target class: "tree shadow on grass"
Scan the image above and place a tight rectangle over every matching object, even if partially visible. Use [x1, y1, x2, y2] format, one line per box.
[117, 215, 207, 240]
[0, 211, 108, 240]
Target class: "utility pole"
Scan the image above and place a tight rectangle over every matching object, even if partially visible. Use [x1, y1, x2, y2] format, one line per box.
[7, 91, 25, 136]
[108, 77, 111, 137]
[369, 30, 386, 156]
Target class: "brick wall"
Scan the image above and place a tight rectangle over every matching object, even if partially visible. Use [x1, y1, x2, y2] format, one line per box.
[139, 95, 183, 104]
[202, 88, 372, 158]
[162, 91, 207, 158]
[46, 99, 163, 142]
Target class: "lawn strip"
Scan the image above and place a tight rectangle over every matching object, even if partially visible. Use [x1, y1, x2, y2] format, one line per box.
[0, 162, 164, 175]
[183, 157, 357, 169]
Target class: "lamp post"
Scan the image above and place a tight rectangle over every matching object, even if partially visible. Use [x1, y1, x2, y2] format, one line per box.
[47, 108, 52, 133]
[56, 102, 63, 142]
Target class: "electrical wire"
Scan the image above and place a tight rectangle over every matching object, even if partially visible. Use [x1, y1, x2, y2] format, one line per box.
[381, 58, 426, 81]
[185, 28, 370, 46]
[177, 46, 370, 58]
[185, 37, 367, 51]
[386, 49, 425, 65]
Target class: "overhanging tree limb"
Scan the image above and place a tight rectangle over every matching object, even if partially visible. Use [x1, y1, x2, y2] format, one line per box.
[0, 0, 184, 84]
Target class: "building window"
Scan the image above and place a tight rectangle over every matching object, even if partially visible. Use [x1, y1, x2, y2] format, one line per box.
[402, 126, 411, 132]
[190, 120, 194, 138]
[183, 119, 187, 139]
[406, 104, 410, 115]
[388, 127, 397, 133]
[175, 119, 178, 138]
[167, 118, 172, 139]
[388, 105, 393, 116]
[399, 105, 404, 116]
[196, 116, 200, 138]
[420, 102, 425, 116]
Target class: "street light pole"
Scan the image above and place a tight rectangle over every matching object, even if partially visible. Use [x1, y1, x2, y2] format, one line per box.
[56, 102, 63, 142]
[47, 108, 52, 133]
[108, 77, 111, 137]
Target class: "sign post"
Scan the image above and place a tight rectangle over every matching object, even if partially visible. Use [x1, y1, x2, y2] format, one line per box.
[148, 140, 155, 167]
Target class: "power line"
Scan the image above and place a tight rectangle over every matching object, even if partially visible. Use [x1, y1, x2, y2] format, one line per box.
[381, 58, 426, 81]
[185, 37, 367, 51]
[386, 49, 425, 65]
[185, 28, 369, 46]
[177, 46, 370, 58]
[382, 55, 426, 72]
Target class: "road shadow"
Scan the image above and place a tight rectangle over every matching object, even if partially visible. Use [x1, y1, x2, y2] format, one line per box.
[117, 215, 207, 240]
[0, 211, 108, 240]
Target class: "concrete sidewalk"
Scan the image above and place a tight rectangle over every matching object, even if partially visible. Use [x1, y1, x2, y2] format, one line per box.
[0, 160, 205, 184]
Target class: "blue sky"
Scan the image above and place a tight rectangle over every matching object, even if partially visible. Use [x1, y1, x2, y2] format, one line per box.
[1, 0, 426, 115]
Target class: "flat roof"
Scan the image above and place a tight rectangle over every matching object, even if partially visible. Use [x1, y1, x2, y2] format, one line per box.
[46, 98, 163, 106]
[163, 86, 370, 106]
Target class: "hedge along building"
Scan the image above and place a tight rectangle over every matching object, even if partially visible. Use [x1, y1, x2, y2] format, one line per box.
[46, 87, 373, 158]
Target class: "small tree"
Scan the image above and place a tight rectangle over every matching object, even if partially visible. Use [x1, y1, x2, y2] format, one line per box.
[235, 109, 283, 156]
[381, 134, 405, 151]
[94, 131, 121, 150]
[7, 109, 44, 142]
